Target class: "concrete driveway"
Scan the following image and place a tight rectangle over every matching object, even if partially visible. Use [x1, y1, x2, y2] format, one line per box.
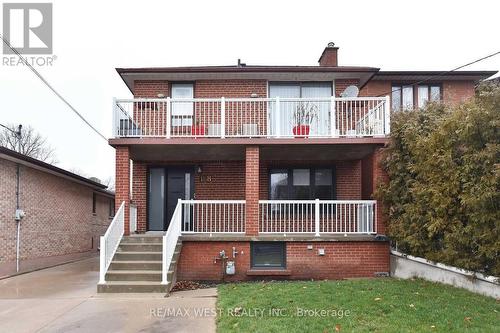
[0, 257, 217, 333]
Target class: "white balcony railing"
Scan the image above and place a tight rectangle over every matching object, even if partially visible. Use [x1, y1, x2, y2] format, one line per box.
[259, 200, 376, 235]
[180, 200, 246, 234]
[113, 96, 390, 139]
[99, 201, 125, 284]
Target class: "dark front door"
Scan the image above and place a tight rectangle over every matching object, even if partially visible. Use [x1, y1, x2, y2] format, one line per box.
[147, 167, 194, 231]
[166, 169, 194, 228]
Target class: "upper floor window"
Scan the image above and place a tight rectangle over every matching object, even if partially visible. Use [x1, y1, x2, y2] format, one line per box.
[392, 84, 441, 111]
[171, 83, 194, 126]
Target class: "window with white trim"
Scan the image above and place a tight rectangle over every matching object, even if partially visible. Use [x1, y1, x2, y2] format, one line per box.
[392, 84, 441, 111]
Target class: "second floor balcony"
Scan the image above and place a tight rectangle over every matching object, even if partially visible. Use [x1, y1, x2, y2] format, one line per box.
[112, 96, 390, 140]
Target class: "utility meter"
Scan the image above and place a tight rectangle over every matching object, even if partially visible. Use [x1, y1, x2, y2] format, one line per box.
[226, 261, 235, 275]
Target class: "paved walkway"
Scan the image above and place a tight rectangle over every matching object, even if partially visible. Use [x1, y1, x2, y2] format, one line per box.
[0, 257, 217, 333]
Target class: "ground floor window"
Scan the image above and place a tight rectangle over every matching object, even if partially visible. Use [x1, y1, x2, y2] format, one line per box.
[251, 242, 286, 269]
[269, 168, 335, 200]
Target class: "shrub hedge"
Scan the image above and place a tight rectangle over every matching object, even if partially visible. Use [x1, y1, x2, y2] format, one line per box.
[377, 83, 500, 276]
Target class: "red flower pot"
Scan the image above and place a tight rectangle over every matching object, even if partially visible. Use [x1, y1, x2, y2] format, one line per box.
[292, 125, 310, 137]
[191, 125, 205, 137]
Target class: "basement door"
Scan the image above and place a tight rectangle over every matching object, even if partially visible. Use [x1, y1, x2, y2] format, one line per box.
[147, 167, 194, 231]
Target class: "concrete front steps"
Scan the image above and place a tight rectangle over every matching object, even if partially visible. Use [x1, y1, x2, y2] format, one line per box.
[97, 235, 182, 293]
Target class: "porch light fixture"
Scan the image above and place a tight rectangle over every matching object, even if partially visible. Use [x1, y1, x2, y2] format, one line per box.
[196, 166, 203, 174]
[250, 93, 258, 98]
[157, 93, 165, 98]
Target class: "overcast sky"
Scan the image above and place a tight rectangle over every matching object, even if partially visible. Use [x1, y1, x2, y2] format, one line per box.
[1, 0, 499, 185]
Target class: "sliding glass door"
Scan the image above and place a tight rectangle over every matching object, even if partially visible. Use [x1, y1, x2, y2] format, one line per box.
[269, 82, 332, 136]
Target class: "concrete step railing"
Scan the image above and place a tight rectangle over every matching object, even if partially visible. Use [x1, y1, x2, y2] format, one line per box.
[99, 201, 125, 284]
[162, 200, 182, 285]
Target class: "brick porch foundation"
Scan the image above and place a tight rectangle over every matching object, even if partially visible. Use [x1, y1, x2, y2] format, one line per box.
[176, 241, 390, 281]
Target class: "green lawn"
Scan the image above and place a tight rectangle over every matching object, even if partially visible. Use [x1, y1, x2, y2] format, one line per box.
[216, 279, 499, 333]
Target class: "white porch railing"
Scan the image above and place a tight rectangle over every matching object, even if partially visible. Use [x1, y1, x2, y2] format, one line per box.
[162, 199, 182, 285]
[113, 96, 390, 139]
[180, 200, 246, 234]
[259, 200, 376, 235]
[99, 201, 125, 284]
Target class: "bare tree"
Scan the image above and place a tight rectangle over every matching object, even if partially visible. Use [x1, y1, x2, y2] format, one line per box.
[0, 124, 57, 164]
[102, 176, 115, 191]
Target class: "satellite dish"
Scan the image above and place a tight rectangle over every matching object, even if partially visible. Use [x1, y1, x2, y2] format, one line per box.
[341, 85, 359, 98]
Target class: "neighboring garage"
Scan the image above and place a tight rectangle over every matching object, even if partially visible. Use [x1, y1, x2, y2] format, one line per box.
[0, 146, 114, 277]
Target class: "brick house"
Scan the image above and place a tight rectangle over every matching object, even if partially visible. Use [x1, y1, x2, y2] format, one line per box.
[99, 44, 495, 292]
[0, 146, 114, 277]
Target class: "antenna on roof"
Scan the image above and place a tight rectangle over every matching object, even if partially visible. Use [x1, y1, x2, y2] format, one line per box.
[237, 59, 246, 67]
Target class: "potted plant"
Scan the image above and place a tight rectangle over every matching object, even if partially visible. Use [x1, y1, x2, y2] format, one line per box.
[292, 102, 318, 137]
[191, 119, 205, 137]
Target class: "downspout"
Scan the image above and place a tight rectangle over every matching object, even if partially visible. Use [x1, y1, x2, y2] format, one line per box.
[16, 163, 20, 272]
[15, 125, 22, 272]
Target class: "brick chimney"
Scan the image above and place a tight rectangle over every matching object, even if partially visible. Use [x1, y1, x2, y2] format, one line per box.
[318, 42, 339, 67]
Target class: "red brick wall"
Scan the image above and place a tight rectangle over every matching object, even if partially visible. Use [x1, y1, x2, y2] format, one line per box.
[133, 80, 169, 98]
[287, 241, 389, 279]
[360, 81, 391, 97]
[177, 241, 250, 281]
[132, 161, 147, 232]
[115, 146, 130, 235]
[195, 80, 267, 98]
[176, 240, 389, 281]
[336, 160, 362, 199]
[0, 158, 112, 274]
[442, 81, 475, 105]
[245, 147, 260, 236]
[194, 161, 246, 200]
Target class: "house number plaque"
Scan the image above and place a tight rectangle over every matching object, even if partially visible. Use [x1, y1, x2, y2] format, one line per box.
[200, 175, 213, 183]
